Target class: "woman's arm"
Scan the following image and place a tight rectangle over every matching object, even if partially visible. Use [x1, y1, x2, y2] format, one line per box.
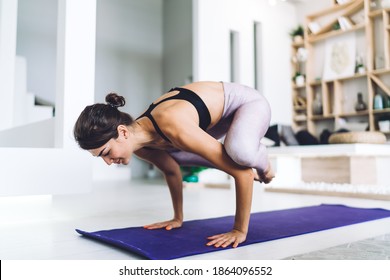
[169, 123, 255, 248]
[135, 148, 184, 230]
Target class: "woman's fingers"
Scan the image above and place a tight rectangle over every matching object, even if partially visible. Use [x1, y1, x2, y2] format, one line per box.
[145, 222, 245, 248]
[206, 231, 246, 248]
[144, 220, 182, 230]
[207, 235, 236, 248]
[143, 224, 160, 229]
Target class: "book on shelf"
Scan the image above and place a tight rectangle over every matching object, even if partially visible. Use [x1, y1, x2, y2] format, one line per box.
[350, 9, 364, 25]
[308, 21, 321, 34]
[338, 16, 353, 30]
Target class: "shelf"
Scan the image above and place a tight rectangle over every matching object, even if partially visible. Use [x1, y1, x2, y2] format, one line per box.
[339, 111, 369, 117]
[373, 108, 390, 115]
[307, 0, 364, 41]
[307, 0, 357, 19]
[313, 72, 367, 84]
[293, 84, 306, 89]
[369, 9, 383, 18]
[335, 72, 367, 81]
[368, 8, 390, 18]
[308, 23, 365, 43]
[294, 116, 308, 122]
[292, 42, 304, 48]
[290, 1, 389, 136]
[372, 68, 390, 75]
[310, 115, 335, 121]
[309, 80, 322, 86]
[293, 105, 307, 111]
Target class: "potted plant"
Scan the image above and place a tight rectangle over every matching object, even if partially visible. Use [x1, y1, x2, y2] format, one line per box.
[289, 25, 304, 44]
[355, 62, 365, 74]
[292, 72, 305, 86]
[355, 55, 365, 74]
[332, 21, 341, 30]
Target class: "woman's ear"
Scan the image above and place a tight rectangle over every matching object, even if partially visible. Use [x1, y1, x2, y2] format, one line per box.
[117, 125, 129, 139]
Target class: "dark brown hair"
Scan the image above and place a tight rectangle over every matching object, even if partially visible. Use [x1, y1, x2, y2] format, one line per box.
[74, 93, 134, 150]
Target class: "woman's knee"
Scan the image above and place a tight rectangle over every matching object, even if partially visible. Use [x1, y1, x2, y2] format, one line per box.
[225, 143, 268, 171]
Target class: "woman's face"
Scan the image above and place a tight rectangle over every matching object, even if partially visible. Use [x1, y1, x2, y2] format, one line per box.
[89, 132, 132, 166]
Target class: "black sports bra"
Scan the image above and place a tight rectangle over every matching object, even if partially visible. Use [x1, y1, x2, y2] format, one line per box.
[136, 87, 211, 143]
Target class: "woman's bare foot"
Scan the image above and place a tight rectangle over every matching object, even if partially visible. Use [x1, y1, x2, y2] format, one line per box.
[253, 169, 260, 181]
[253, 164, 274, 184]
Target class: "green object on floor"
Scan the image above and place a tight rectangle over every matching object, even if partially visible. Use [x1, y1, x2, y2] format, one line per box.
[181, 166, 207, 183]
[183, 174, 199, 183]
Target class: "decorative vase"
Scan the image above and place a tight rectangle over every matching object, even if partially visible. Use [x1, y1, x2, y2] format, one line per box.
[373, 92, 383, 110]
[370, 0, 378, 9]
[357, 66, 365, 74]
[312, 92, 323, 115]
[384, 95, 390, 108]
[355, 55, 365, 74]
[355, 92, 367, 112]
[375, 54, 385, 69]
[295, 75, 305, 86]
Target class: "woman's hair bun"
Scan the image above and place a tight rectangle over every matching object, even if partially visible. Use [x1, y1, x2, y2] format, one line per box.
[106, 92, 126, 108]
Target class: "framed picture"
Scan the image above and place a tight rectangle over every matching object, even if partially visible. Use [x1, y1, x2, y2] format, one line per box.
[323, 32, 356, 80]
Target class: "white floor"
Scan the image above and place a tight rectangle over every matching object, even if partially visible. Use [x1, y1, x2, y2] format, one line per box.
[1, 179, 390, 260]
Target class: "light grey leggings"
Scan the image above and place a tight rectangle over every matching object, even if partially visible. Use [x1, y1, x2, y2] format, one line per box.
[170, 82, 271, 174]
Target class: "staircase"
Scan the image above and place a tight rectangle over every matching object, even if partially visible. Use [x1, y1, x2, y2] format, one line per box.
[13, 56, 54, 128]
[0, 56, 55, 148]
[0, 0, 98, 196]
[0, 55, 92, 196]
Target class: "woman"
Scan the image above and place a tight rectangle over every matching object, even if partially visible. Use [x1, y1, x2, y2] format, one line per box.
[74, 81, 274, 248]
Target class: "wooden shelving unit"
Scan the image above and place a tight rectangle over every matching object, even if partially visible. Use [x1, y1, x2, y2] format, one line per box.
[291, 0, 390, 137]
[290, 36, 308, 130]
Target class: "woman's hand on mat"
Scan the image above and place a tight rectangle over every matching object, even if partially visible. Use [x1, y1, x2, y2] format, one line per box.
[206, 229, 246, 248]
[143, 219, 182, 231]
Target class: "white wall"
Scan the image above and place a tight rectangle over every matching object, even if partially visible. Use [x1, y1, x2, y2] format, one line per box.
[0, 0, 17, 130]
[193, 0, 298, 125]
[94, 0, 164, 178]
[162, 0, 193, 90]
[0, 118, 55, 148]
[16, 0, 57, 104]
[95, 0, 163, 113]
[294, 0, 333, 24]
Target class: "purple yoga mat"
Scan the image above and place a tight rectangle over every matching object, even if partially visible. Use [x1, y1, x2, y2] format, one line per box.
[76, 204, 390, 259]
